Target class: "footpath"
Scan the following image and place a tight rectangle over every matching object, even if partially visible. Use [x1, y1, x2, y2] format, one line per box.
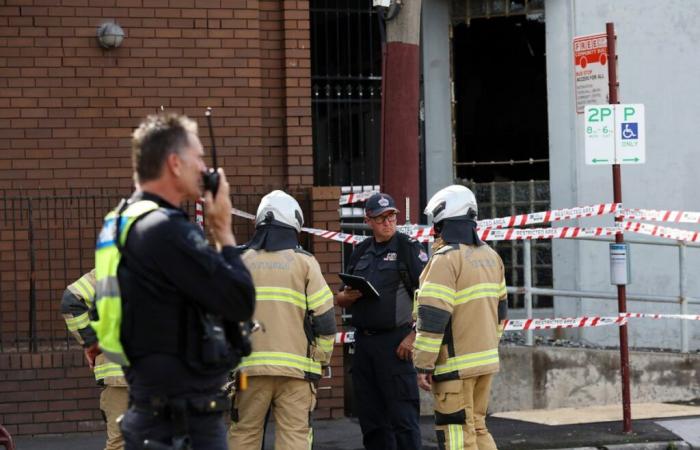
[13, 406, 700, 450]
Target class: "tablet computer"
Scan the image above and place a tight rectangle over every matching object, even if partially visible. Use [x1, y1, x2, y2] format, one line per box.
[338, 273, 380, 300]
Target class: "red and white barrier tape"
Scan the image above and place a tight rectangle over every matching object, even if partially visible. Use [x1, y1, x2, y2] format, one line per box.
[339, 191, 378, 206]
[477, 226, 620, 241]
[621, 312, 700, 321]
[195, 201, 204, 230]
[618, 208, 700, 224]
[477, 203, 620, 229]
[621, 221, 700, 242]
[334, 312, 700, 343]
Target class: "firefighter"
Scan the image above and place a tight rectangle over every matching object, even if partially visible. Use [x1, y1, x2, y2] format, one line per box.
[228, 190, 337, 450]
[91, 113, 256, 450]
[61, 269, 127, 450]
[414, 185, 508, 450]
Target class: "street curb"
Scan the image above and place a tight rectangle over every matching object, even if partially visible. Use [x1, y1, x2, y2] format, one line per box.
[529, 442, 692, 450]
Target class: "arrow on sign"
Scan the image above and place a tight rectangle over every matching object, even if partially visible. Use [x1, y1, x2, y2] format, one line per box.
[622, 157, 640, 162]
[592, 158, 610, 163]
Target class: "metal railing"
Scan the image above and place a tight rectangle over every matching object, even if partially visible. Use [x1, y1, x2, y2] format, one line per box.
[511, 237, 700, 352]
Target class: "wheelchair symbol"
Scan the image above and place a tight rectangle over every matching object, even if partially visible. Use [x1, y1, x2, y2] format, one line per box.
[621, 123, 638, 140]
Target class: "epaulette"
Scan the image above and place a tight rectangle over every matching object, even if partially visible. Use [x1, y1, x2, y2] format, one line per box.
[435, 243, 460, 255]
[293, 247, 313, 257]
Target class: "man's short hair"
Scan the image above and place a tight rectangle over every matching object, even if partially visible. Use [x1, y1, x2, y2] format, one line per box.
[131, 113, 198, 183]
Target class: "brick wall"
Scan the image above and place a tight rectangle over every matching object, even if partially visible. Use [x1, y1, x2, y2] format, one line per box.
[0, 0, 313, 192]
[309, 186, 345, 419]
[0, 351, 103, 436]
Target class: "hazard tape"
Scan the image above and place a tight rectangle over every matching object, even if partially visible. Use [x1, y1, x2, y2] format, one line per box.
[618, 208, 700, 224]
[334, 316, 626, 343]
[621, 221, 700, 242]
[195, 201, 204, 230]
[476, 203, 620, 229]
[339, 191, 378, 206]
[334, 312, 700, 344]
[477, 226, 620, 241]
[621, 312, 700, 321]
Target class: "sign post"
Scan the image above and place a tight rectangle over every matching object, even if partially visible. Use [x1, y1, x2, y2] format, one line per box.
[606, 22, 633, 434]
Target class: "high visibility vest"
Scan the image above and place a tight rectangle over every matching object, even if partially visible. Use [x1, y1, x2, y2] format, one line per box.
[91, 200, 160, 367]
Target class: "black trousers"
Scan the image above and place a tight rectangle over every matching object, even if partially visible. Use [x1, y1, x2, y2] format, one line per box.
[352, 327, 422, 450]
[121, 405, 228, 450]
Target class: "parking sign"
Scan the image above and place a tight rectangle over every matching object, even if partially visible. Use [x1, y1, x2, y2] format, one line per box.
[614, 104, 645, 164]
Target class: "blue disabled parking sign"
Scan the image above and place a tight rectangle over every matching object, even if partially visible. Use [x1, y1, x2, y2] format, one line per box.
[620, 122, 638, 140]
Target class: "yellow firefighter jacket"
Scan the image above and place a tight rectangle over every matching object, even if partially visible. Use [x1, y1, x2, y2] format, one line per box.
[239, 248, 336, 381]
[60, 270, 127, 386]
[413, 243, 507, 381]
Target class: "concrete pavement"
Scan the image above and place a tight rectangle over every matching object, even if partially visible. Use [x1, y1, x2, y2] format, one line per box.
[13, 413, 698, 450]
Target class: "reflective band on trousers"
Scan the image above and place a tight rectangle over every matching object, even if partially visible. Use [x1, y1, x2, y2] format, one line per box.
[94, 361, 124, 380]
[239, 351, 322, 375]
[449, 424, 464, 449]
[415, 334, 442, 353]
[65, 312, 90, 332]
[434, 348, 499, 376]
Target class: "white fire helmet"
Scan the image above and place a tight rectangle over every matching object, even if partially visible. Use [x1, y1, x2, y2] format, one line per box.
[424, 185, 478, 224]
[255, 190, 304, 232]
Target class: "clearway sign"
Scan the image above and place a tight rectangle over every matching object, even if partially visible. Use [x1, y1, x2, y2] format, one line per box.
[584, 104, 645, 165]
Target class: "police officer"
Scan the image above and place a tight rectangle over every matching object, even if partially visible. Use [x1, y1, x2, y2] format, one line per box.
[91, 113, 256, 450]
[414, 185, 508, 450]
[61, 269, 127, 450]
[228, 190, 337, 450]
[335, 193, 426, 450]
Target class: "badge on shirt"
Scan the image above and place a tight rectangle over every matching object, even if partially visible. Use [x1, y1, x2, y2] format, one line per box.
[418, 249, 428, 263]
[187, 229, 209, 252]
[384, 252, 397, 261]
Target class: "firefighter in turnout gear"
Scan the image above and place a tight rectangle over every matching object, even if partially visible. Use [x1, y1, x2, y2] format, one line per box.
[61, 269, 128, 450]
[228, 190, 337, 450]
[414, 185, 508, 450]
[92, 113, 256, 450]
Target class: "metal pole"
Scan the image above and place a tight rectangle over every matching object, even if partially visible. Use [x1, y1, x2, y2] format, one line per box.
[523, 240, 533, 346]
[607, 22, 632, 433]
[679, 241, 689, 353]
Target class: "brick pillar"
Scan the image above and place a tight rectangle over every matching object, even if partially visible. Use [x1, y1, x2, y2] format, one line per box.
[308, 186, 345, 419]
[282, 1, 313, 188]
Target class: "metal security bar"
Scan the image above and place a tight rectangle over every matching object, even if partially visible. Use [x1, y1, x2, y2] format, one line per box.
[452, 0, 545, 23]
[311, 0, 382, 187]
[0, 188, 310, 353]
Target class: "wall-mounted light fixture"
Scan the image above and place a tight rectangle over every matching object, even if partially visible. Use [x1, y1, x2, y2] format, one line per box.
[96, 22, 125, 49]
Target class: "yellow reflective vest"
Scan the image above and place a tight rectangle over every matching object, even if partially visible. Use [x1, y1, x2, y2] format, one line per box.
[414, 243, 507, 381]
[91, 199, 160, 367]
[239, 247, 336, 380]
[62, 270, 126, 386]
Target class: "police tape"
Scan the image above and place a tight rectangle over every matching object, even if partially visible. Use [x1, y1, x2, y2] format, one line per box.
[195, 201, 204, 230]
[339, 191, 378, 206]
[620, 312, 700, 321]
[334, 315, 628, 343]
[334, 313, 700, 343]
[620, 221, 700, 242]
[617, 208, 700, 224]
[396, 203, 621, 237]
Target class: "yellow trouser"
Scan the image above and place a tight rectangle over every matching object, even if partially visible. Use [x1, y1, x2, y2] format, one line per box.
[100, 385, 129, 450]
[432, 374, 498, 450]
[228, 376, 316, 450]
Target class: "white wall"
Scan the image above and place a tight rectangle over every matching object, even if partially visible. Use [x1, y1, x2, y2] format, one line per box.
[546, 0, 700, 350]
